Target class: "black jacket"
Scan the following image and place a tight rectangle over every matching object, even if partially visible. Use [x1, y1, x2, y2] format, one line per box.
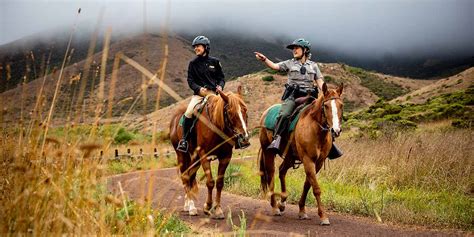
[187, 55, 225, 95]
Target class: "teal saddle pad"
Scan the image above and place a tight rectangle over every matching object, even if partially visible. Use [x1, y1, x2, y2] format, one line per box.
[263, 104, 307, 132]
[178, 99, 208, 126]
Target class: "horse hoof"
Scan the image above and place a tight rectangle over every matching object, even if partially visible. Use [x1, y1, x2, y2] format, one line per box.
[320, 218, 330, 226]
[212, 213, 225, 219]
[278, 201, 286, 212]
[272, 209, 282, 216]
[203, 203, 212, 216]
[298, 213, 310, 220]
[189, 208, 198, 216]
[212, 207, 225, 219]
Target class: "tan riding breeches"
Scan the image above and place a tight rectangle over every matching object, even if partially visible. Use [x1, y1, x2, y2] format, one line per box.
[184, 95, 204, 118]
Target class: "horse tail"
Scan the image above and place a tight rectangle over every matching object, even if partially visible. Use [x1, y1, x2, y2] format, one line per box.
[259, 147, 270, 194]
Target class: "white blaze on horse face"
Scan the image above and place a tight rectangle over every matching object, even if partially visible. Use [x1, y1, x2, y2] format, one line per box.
[237, 105, 249, 138]
[331, 100, 341, 133]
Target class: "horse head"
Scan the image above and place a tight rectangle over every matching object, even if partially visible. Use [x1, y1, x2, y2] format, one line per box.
[217, 85, 250, 148]
[321, 83, 344, 137]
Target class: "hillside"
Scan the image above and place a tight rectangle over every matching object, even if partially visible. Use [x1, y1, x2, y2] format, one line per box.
[133, 65, 473, 133]
[0, 33, 195, 124]
[392, 67, 474, 104]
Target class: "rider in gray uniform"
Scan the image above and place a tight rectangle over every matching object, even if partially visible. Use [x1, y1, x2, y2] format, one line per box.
[255, 38, 343, 159]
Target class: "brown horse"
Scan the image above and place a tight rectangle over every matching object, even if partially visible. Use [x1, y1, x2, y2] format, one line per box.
[259, 83, 344, 225]
[169, 86, 250, 219]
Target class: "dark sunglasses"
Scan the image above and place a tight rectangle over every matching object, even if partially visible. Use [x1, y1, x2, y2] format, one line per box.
[300, 66, 306, 74]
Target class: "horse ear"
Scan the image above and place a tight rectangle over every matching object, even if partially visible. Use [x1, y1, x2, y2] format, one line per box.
[237, 84, 243, 96]
[337, 82, 344, 95]
[322, 82, 328, 96]
[218, 90, 229, 103]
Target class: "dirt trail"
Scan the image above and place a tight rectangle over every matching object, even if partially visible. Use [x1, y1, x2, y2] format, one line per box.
[108, 167, 466, 236]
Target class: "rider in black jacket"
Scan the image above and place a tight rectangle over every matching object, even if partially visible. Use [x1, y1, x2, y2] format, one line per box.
[176, 35, 225, 152]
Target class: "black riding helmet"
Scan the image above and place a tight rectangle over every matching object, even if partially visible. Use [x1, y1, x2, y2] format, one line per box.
[192, 35, 210, 53]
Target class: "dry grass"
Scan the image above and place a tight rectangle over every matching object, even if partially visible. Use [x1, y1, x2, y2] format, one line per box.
[218, 125, 473, 230]
[332, 128, 473, 193]
[0, 126, 190, 234]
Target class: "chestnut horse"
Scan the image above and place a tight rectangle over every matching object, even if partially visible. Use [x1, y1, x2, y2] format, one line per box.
[169, 86, 250, 219]
[259, 83, 344, 225]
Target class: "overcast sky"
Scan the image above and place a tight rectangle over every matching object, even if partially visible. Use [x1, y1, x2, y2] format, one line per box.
[1, 0, 473, 59]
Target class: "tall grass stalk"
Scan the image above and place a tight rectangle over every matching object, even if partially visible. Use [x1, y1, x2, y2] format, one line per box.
[40, 9, 81, 155]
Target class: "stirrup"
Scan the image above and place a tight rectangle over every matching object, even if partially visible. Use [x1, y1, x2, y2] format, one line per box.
[267, 135, 282, 152]
[177, 140, 188, 152]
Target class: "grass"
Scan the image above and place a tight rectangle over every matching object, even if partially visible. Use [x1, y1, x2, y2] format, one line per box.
[204, 127, 473, 230]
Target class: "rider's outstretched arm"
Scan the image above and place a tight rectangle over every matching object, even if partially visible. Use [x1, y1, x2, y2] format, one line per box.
[254, 52, 280, 71]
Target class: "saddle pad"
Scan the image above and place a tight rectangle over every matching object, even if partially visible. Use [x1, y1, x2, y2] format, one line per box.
[263, 104, 307, 132]
[179, 115, 185, 127]
[178, 98, 209, 126]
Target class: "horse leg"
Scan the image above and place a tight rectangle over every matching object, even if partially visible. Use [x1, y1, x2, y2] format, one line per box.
[187, 159, 201, 216]
[298, 177, 311, 220]
[303, 160, 330, 225]
[262, 150, 279, 216]
[277, 158, 293, 213]
[214, 156, 231, 219]
[178, 152, 199, 216]
[200, 155, 214, 216]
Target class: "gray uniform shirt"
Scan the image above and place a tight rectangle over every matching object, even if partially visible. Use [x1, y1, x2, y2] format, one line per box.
[277, 59, 323, 91]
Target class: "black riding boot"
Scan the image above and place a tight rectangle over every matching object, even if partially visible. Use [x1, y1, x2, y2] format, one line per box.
[267, 97, 295, 153]
[267, 115, 290, 153]
[177, 117, 193, 152]
[328, 143, 343, 160]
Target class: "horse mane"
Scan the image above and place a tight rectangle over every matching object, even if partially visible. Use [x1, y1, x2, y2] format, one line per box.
[302, 88, 340, 120]
[301, 93, 324, 120]
[206, 92, 246, 130]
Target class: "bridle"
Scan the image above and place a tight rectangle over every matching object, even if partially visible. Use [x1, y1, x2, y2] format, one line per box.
[222, 104, 248, 145]
[319, 96, 343, 137]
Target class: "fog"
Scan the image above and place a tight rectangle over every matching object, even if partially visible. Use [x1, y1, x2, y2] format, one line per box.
[1, 0, 473, 60]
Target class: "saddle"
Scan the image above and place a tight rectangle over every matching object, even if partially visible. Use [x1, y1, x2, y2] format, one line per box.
[263, 95, 314, 132]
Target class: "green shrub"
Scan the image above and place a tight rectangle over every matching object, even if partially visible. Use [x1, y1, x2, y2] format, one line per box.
[347, 66, 409, 100]
[324, 75, 335, 83]
[452, 119, 472, 128]
[261, 75, 275, 82]
[264, 68, 286, 75]
[114, 127, 134, 144]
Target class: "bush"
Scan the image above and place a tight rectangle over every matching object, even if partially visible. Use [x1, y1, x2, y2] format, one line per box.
[324, 75, 335, 83]
[261, 75, 275, 82]
[347, 66, 409, 100]
[452, 119, 472, 128]
[264, 68, 287, 75]
[114, 127, 134, 144]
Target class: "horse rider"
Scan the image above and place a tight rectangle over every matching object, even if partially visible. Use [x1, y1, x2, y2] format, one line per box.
[176, 35, 225, 153]
[254, 38, 343, 159]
